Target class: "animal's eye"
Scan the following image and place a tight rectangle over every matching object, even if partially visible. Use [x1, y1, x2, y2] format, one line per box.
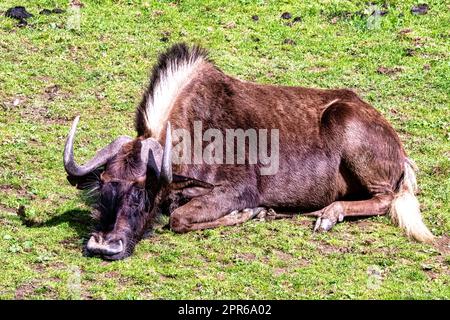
[109, 181, 120, 189]
[133, 181, 145, 190]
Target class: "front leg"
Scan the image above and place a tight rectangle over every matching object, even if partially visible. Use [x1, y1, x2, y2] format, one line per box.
[169, 187, 261, 233]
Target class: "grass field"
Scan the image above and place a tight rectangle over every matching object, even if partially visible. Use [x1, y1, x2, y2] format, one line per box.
[0, 0, 449, 299]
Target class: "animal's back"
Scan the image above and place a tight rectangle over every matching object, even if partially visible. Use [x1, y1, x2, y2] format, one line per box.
[136, 43, 405, 211]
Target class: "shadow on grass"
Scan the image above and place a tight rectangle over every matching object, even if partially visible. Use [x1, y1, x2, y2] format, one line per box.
[18, 206, 93, 240]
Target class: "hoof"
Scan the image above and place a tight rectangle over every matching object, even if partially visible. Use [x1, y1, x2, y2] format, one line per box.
[313, 213, 344, 232]
[243, 207, 266, 219]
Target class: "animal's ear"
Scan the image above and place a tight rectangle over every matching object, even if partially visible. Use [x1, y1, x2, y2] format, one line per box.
[66, 168, 103, 190]
[169, 174, 214, 198]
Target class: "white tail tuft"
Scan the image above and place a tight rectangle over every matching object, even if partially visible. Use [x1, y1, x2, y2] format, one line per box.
[389, 159, 434, 243]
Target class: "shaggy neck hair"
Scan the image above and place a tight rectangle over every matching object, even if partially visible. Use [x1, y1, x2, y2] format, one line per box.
[135, 43, 214, 139]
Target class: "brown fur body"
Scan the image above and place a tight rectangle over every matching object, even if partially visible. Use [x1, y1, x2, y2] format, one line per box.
[66, 43, 432, 260]
[135, 60, 404, 232]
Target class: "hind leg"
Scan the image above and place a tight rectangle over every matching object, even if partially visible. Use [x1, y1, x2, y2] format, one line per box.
[171, 205, 267, 233]
[312, 193, 393, 232]
[311, 154, 399, 232]
[315, 100, 404, 232]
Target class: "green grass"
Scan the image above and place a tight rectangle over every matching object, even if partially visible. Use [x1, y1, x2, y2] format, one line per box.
[0, 0, 449, 299]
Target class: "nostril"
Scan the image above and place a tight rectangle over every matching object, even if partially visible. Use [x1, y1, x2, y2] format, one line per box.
[103, 239, 124, 256]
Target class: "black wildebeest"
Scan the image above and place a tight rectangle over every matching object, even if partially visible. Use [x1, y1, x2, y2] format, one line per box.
[64, 43, 434, 260]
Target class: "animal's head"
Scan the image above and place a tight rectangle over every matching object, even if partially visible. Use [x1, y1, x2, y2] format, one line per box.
[63, 116, 212, 260]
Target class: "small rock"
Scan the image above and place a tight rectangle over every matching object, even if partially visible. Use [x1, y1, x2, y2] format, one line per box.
[283, 38, 296, 45]
[44, 84, 61, 100]
[423, 64, 431, 70]
[195, 283, 203, 291]
[39, 9, 52, 15]
[421, 264, 433, 270]
[376, 66, 403, 75]
[95, 92, 105, 101]
[160, 36, 169, 42]
[13, 98, 21, 106]
[3, 234, 12, 240]
[224, 21, 236, 29]
[52, 8, 65, 14]
[281, 12, 292, 19]
[70, 0, 85, 8]
[293, 16, 302, 23]
[5, 6, 33, 20]
[398, 28, 412, 35]
[412, 37, 425, 47]
[411, 4, 429, 15]
[252, 15, 259, 21]
[405, 48, 415, 56]
[330, 17, 339, 24]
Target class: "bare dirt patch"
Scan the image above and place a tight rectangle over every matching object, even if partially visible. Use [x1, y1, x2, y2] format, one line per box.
[274, 268, 286, 276]
[398, 28, 412, 36]
[15, 278, 59, 299]
[352, 219, 373, 228]
[308, 66, 328, 73]
[431, 164, 449, 177]
[235, 252, 256, 261]
[291, 215, 315, 228]
[274, 249, 293, 261]
[2, 95, 27, 111]
[14, 84, 71, 125]
[20, 98, 68, 125]
[104, 271, 121, 279]
[43, 84, 61, 101]
[316, 241, 352, 255]
[435, 235, 450, 255]
[59, 236, 82, 250]
[0, 203, 17, 215]
[295, 257, 310, 268]
[376, 66, 404, 75]
[15, 281, 38, 299]
[411, 37, 429, 48]
[0, 184, 34, 199]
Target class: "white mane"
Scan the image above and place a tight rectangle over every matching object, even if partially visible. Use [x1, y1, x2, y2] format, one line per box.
[143, 54, 203, 138]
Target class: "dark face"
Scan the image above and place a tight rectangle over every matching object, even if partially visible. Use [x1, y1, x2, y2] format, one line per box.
[85, 175, 155, 260]
[64, 117, 211, 260]
[80, 164, 212, 260]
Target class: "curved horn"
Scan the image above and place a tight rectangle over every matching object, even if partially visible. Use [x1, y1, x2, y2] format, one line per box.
[63, 116, 132, 177]
[160, 122, 173, 184]
[139, 138, 163, 179]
